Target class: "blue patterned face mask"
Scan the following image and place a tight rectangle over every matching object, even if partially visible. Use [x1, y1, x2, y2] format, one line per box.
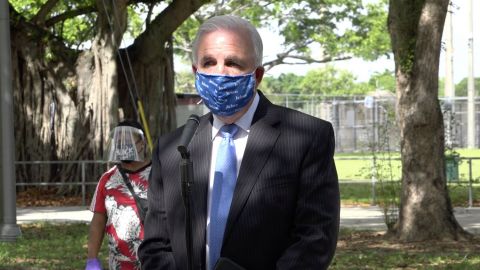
[195, 71, 256, 116]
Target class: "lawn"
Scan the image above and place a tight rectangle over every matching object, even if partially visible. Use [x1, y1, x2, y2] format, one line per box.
[335, 149, 480, 182]
[1, 224, 478, 269]
[335, 149, 480, 207]
[340, 182, 480, 207]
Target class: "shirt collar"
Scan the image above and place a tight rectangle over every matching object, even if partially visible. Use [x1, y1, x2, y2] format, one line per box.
[211, 92, 260, 140]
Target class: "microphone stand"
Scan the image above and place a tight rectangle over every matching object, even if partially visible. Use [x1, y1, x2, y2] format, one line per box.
[178, 146, 194, 270]
[177, 114, 199, 270]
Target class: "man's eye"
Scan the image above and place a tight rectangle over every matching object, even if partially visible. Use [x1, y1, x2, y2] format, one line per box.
[226, 62, 240, 67]
[202, 60, 214, 67]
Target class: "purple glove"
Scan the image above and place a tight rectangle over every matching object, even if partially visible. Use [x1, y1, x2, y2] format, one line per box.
[85, 258, 102, 270]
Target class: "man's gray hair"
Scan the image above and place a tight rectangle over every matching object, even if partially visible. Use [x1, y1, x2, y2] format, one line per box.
[191, 15, 263, 67]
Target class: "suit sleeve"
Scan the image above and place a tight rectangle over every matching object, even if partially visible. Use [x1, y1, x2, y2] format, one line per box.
[138, 141, 176, 270]
[276, 122, 340, 270]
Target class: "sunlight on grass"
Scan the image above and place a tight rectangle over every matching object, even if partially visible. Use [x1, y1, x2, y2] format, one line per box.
[336, 149, 480, 182]
[335, 149, 480, 207]
[339, 181, 479, 207]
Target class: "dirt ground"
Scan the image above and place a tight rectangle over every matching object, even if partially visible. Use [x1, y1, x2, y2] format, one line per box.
[16, 188, 91, 207]
[337, 230, 480, 255]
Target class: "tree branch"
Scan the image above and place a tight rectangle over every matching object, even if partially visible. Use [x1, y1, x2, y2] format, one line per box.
[263, 54, 352, 72]
[40, 0, 162, 27]
[32, 0, 60, 25]
[130, 0, 208, 64]
[44, 6, 96, 27]
[145, 2, 155, 25]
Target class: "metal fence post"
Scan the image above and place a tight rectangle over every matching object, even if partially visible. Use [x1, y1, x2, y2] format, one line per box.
[371, 157, 377, 206]
[468, 158, 473, 208]
[81, 161, 86, 207]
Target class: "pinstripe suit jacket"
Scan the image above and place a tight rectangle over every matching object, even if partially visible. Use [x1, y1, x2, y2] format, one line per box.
[139, 92, 340, 270]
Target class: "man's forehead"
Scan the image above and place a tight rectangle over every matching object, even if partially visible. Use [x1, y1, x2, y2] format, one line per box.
[199, 28, 251, 46]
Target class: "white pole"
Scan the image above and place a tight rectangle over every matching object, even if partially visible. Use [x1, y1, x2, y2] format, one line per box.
[444, 3, 456, 148]
[467, 0, 476, 148]
[444, 3, 455, 98]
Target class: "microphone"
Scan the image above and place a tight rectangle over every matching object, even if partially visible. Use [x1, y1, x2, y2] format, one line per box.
[177, 114, 200, 157]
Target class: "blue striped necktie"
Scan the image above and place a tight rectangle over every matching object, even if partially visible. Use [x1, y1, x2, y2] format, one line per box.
[209, 124, 239, 270]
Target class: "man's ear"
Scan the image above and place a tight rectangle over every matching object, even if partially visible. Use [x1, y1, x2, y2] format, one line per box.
[255, 66, 265, 87]
[192, 65, 197, 74]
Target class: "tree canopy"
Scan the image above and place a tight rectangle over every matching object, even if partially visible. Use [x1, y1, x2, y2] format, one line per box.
[9, 0, 150, 49]
[174, 0, 391, 71]
[455, 77, 480, 97]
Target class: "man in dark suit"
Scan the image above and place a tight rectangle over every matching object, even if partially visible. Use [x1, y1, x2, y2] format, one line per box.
[138, 15, 340, 270]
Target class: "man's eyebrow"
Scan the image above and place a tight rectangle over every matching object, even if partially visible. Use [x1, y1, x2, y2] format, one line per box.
[224, 56, 247, 65]
[199, 54, 215, 63]
[199, 54, 248, 66]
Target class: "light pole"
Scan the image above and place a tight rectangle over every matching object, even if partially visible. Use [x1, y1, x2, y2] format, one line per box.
[444, 3, 455, 148]
[444, 2, 455, 99]
[466, 0, 476, 148]
[0, 0, 21, 241]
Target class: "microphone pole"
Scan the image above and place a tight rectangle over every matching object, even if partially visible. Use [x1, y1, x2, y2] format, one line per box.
[177, 114, 200, 270]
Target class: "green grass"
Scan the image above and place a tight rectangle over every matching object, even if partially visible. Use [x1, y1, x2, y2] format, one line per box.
[1, 224, 478, 270]
[0, 222, 108, 270]
[335, 148, 480, 207]
[335, 149, 480, 182]
[340, 182, 480, 206]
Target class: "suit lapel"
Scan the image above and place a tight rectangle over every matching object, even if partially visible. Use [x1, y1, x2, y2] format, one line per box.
[189, 114, 213, 266]
[223, 94, 280, 243]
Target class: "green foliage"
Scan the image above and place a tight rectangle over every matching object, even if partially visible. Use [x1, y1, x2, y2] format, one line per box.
[175, 70, 196, 94]
[127, 6, 146, 39]
[438, 77, 445, 96]
[261, 73, 304, 94]
[368, 69, 395, 92]
[174, 0, 390, 67]
[9, 0, 46, 18]
[438, 77, 480, 97]
[173, 18, 201, 58]
[455, 77, 480, 97]
[300, 65, 364, 95]
[60, 14, 96, 48]
[9, 0, 146, 49]
[262, 66, 376, 96]
[338, 0, 390, 60]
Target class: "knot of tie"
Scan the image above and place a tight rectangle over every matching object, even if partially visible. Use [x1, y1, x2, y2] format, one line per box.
[220, 124, 238, 139]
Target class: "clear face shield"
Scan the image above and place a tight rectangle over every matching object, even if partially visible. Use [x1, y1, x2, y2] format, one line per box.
[106, 126, 146, 162]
